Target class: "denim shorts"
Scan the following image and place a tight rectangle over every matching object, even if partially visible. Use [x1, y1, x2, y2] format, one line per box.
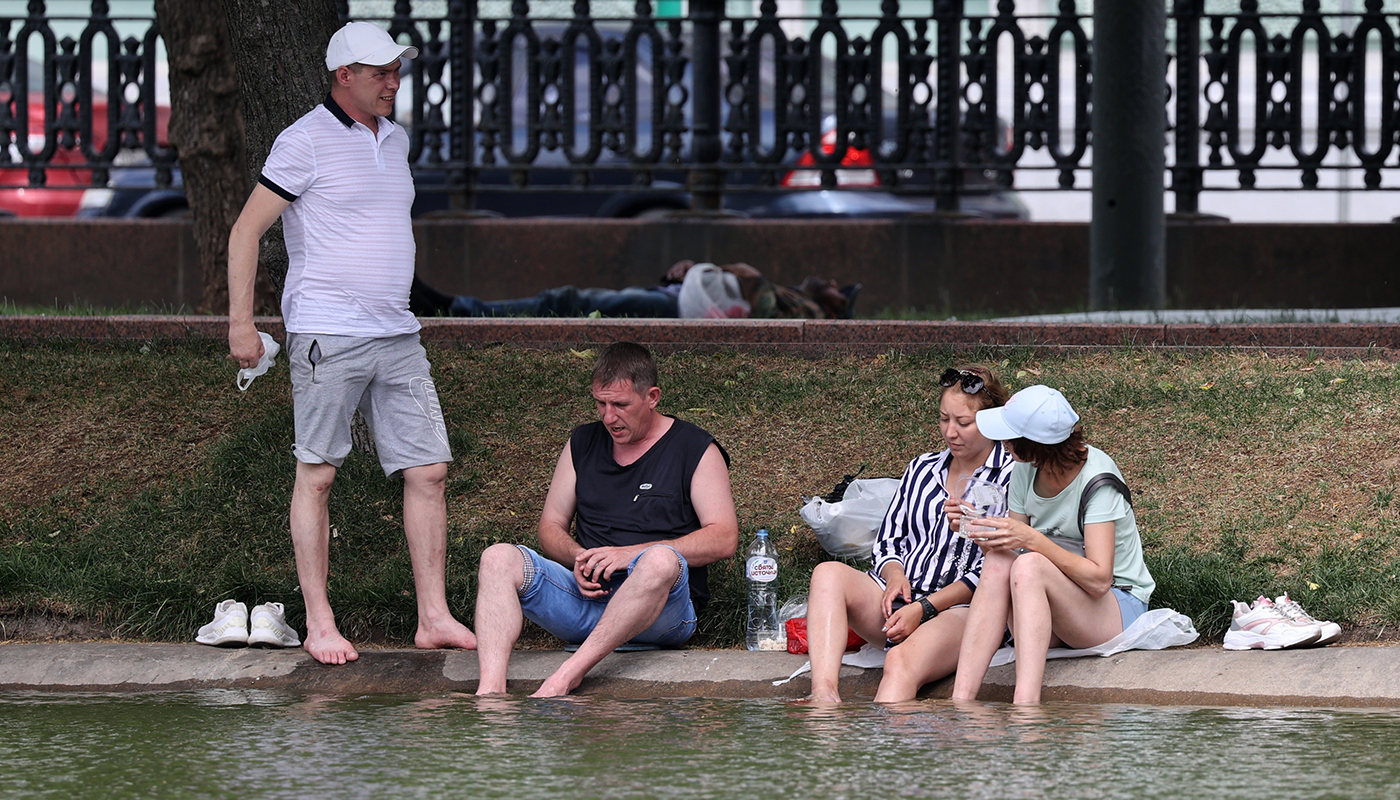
[515, 545, 697, 646]
[1112, 588, 1148, 630]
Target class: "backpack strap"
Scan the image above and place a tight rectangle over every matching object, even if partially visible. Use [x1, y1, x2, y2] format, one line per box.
[1078, 472, 1132, 534]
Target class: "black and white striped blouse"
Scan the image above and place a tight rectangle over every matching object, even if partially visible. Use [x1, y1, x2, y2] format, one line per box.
[868, 442, 1015, 596]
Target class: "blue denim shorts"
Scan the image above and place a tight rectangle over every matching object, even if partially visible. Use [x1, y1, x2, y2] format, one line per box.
[515, 545, 697, 646]
[1112, 588, 1148, 630]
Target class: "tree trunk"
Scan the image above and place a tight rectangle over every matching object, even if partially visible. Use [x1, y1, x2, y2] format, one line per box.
[218, 0, 340, 295]
[153, 0, 249, 314]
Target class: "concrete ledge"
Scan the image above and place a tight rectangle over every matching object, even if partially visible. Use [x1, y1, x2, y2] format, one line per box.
[980, 646, 1400, 707]
[4, 643, 1398, 707]
[2, 316, 1399, 359]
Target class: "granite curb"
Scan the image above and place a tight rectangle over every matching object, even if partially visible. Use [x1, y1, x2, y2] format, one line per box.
[1, 316, 1398, 358]
[3, 643, 1398, 707]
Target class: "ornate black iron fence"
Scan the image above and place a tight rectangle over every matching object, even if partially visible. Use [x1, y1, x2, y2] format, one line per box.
[1172, 0, 1400, 214]
[2, 0, 1399, 214]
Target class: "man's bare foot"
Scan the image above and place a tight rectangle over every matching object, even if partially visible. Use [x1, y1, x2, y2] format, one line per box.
[529, 671, 583, 698]
[475, 684, 508, 697]
[803, 690, 842, 704]
[304, 630, 359, 665]
[415, 617, 477, 651]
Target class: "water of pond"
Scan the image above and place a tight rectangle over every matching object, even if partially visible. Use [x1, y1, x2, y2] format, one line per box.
[3, 690, 1398, 800]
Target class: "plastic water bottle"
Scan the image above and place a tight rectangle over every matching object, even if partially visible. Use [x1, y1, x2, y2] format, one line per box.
[236, 332, 281, 392]
[745, 529, 785, 651]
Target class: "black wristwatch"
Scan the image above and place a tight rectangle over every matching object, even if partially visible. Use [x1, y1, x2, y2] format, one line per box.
[918, 596, 938, 622]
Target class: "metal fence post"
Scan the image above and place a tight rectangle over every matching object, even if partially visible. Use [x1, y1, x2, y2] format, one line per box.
[688, 0, 723, 211]
[931, 0, 962, 213]
[1172, 0, 1202, 216]
[1091, 0, 1166, 310]
[449, 0, 476, 210]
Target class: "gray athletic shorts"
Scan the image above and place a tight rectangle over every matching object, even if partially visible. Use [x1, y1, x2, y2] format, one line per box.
[286, 332, 452, 476]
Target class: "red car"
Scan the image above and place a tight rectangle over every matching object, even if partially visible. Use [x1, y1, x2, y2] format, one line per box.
[0, 98, 170, 217]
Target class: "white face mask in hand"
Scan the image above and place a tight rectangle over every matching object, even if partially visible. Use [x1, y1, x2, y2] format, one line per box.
[236, 331, 281, 391]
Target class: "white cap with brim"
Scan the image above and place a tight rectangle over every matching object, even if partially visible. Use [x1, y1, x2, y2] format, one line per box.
[325, 21, 419, 70]
[975, 384, 1080, 444]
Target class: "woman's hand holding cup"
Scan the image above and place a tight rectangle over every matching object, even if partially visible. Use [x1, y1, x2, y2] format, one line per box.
[955, 476, 1006, 541]
[946, 498, 965, 533]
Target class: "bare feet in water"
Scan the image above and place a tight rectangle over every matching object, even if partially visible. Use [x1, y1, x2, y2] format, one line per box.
[530, 670, 584, 698]
[415, 617, 478, 651]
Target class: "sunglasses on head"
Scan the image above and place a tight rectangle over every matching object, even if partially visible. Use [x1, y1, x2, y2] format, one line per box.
[939, 368, 985, 394]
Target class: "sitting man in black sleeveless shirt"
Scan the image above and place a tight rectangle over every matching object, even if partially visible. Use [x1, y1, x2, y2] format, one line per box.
[474, 342, 740, 697]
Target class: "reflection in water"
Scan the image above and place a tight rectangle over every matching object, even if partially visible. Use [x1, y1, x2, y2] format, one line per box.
[2, 691, 1399, 800]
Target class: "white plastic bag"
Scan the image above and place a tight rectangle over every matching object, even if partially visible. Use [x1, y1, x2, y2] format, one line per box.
[677, 263, 750, 319]
[772, 642, 887, 686]
[988, 608, 1199, 667]
[774, 610, 1198, 686]
[800, 478, 900, 559]
[778, 595, 808, 624]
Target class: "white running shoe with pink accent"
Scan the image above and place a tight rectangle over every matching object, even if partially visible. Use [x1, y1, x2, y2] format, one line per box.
[1273, 593, 1341, 646]
[1222, 596, 1321, 651]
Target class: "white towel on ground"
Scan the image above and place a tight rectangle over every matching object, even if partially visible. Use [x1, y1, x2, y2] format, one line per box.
[771, 608, 1198, 686]
[990, 608, 1198, 666]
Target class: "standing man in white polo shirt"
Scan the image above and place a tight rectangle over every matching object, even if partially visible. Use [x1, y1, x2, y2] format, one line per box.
[227, 22, 475, 665]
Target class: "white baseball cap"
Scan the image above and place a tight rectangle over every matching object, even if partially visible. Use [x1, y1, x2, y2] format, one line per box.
[975, 384, 1080, 444]
[325, 22, 419, 71]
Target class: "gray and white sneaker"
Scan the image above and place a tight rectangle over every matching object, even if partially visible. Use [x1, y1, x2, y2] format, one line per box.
[195, 599, 249, 647]
[1273, 593, 1341, 646]
[248, 602, 302, 648]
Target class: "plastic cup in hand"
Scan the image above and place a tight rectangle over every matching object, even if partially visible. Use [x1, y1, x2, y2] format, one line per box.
[955, 476, 1006, 540]
[960, 504, 994, 537]
[236, 332, 281, 391]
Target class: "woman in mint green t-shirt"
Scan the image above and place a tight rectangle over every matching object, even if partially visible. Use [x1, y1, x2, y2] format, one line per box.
[949, 385, 1154, 705]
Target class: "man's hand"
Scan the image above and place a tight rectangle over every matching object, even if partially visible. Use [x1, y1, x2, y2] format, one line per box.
[227, 184, 290, 364]
[573, 545, 644, 596]
[662, 259, 696, 284]
[229, 322, 265, 370]
[718, 262, 763, 281]
[571, 558, 609, 598]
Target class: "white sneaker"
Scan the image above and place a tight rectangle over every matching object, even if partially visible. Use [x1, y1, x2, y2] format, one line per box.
[247, 602, 302, 648]
[1273, 593, 1341, 646]
[195, 599, 249, 647]
[1222, 596, 1321, 651]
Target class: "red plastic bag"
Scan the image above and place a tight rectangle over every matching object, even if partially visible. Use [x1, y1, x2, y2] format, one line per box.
[785, 618, 866, 655]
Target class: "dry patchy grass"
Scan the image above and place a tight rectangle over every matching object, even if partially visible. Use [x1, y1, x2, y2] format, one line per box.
[3, 342, 1398, 642]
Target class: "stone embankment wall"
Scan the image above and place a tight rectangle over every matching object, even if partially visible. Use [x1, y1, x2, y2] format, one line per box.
[3, 217, 1396, 315]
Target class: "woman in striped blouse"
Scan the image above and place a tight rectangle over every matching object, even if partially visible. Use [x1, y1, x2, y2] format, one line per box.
[804, 366, 1015, 703]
